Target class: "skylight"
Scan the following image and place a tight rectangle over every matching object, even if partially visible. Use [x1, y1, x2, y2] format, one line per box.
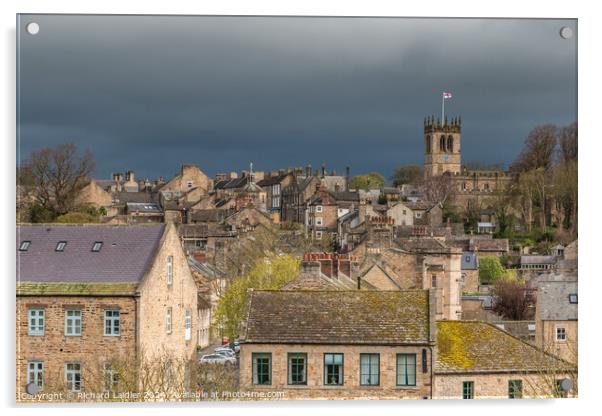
[19, 241, 31, 251]
[55, 241, 67, 252]
[91, 242, 103, 252]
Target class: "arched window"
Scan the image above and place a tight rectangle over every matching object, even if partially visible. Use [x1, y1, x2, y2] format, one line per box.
[447, 135, 454, 152]
[425, 135, 431, 154]
[440, 135, 446, 151]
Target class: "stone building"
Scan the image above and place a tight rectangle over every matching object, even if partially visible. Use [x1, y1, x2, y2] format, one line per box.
[306, 186, 359, 240]
[434, 321, 576, 399]
[240, 290, 437, 400]
[256, 170, 296, 223]
[160, 164, 212, 201]
[535, 280, 578, 364]
[422, 116, 514, 211]
[16, 223, 199, 399]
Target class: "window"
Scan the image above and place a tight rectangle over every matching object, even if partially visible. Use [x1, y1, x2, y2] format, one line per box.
[165, 307, 172, 334]
[288, 353, 307, 385]
[252, 353, 271, 385]
[28, 309, 44, 336]
[508, 380, 523, 399]
[556, 327, 566, 342]
[396, 354, 416, 386]
[27, 361, 44, 390]
[19, 241, 31, 251]
[315, 217, 323, 226]
[167, 255, 173, 286]
[425, 135, 431, 154]
[415, 212, 422, 218]
[184, 309, 192, 341]
[315, 231, 323, 240]
[569, 293, 578, 304]
[65, 363, 81, 392]
[324, 353, 343, 385]
[431, 275, 437, 288]
[187, 180, 193, 189]
[104, 310, 120, 336]
[55, 241, 67, 252]
[316, 205, 323, 213]
[462, 381, 474, 399]
[65, 309, 82, 336]
[360, 353, 380, 386]
[421, 349, 428, 373]
[102, 363, 118, 392]
[91, 242, 103, 252]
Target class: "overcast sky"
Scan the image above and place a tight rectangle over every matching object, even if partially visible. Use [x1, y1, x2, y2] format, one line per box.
[17, 15, 577, 181]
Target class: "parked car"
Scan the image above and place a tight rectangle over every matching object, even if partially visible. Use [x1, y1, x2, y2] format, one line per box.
[199, 354, 236, 365]
[230, 340, 240, 353]
[214, 349, 236, 358]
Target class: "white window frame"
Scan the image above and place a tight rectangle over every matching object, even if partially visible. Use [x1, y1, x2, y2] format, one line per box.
[65, 309, 82, 336]
[315, 217, 323, 226]
[167, 255, 173, 287]
[315, 231, 323, 240]
[316, 205, 323, 213]
[556, 327, 567, 342]
[185, 309, 192, 341]
[65, 362, 81, 392]
[102, 362, 118, 393]
[166, 307, 172, 334]
[104, 310, 120, 336]
[28, 308, 45, 336]
[27, 361, 44, 390]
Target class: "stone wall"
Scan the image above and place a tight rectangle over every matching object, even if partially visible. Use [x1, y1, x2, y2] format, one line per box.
[240, 343, 434, 400]
[16, 295, 137, 396]
[434, 372, 576, 399]
[138, 223, 199, 362]
[537, 320, 578, 364]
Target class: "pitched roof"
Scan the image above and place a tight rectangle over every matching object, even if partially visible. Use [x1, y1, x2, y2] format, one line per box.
[17, 224, 165, 284]
[178, 224, 236, 238]
[435, 321, 574, 374]
[243, 290, 431, 345]
[189, 209, 227, 223]
[521, 255, 556, 265]
[396, 238, 448, 253]
[256, 173, 289, 187]
[113, 191, 156, 204]
[461, 252, 478, 270]
[538, 281, 578, 321]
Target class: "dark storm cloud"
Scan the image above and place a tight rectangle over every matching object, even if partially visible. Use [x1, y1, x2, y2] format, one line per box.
[17, 15, 577, 180]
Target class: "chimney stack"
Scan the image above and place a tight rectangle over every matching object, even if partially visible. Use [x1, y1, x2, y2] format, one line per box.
[306, 164, 312, 177]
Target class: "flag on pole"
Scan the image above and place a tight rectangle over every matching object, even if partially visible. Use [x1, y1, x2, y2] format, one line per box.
[442, 92, 452, 99]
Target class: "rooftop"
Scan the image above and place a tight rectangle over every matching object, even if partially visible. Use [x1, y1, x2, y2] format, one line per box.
[242, 290, 431, 345]
[17, 224, 165, 284]
[436, 321, 573, 374]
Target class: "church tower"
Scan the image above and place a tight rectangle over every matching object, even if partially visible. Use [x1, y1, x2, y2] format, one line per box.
[423, 115, 462, 177]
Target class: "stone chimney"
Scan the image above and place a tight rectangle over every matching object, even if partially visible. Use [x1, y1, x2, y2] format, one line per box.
[346, 166, 351, 191]
[306, 164, 312, 177]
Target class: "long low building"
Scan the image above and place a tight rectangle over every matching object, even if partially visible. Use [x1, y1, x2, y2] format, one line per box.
[240, 290, 576, 400]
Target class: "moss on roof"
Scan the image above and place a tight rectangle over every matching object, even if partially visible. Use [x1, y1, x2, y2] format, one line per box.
[436, 321, 574, 374]
[243, 290, 431, 345]
[17, 282, 138, 296]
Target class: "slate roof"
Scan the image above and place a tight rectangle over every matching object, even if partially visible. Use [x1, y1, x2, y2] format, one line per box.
[242, 290, 431, 345]
[17, 224, 165, 283]
[126, 202, 163, 213]
[436, 321, 574, 374]
[471, 238, 509, 253]
[113, 191, 155, 204]
[396, 238, 448, 253]
[538, 281, 578, 321]
[189, 209, 227, 223]
[178, 224, 236, 238]
[521, 255, 557, 265]
[256, 173, 289, 187]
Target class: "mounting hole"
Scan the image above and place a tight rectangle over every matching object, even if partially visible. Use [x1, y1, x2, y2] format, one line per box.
[559, 26, 573, 39]
[26, 22, 40, 35]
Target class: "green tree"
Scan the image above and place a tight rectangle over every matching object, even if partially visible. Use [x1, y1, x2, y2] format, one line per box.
[349, 172, 385, 191]
[390, 165, 423, 187]
[213, 255, 300, 339]
[478, 256, 507, 285]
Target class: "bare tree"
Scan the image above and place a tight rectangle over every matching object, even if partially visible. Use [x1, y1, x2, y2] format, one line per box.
[420, 174, 453, 205]
[558, 122, 577, 165]
[491, 278, 535, 320]
[511, 124, 557, 173]
[20, 143, 95, 216]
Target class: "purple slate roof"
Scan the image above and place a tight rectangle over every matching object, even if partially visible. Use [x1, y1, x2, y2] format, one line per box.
[17, 224, 165, 283]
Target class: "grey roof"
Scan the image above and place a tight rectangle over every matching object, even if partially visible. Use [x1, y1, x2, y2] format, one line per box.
[113, 191, 156, 204]
[461, 252, 478, 270]
[521, 255, 556, 265]
[538, 281, 578, 321]
[188, 257, 225, 279]
[17, 224, 165, 283]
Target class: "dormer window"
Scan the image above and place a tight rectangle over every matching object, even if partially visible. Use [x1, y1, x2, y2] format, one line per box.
[91, 242, 103, 252]
[19, 241, 31, 251]
[55, 241, 67, 252]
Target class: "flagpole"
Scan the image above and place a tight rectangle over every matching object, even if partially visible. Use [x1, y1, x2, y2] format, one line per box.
[441, 93, 444, 123]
